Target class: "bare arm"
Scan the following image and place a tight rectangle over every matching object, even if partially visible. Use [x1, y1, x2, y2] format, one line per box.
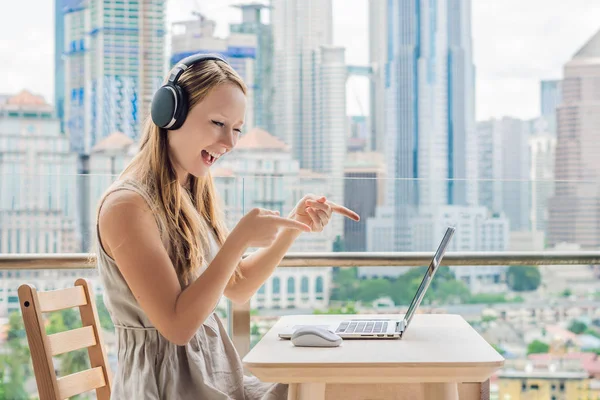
[224, 227, 301, 304]
[99, 190, 248, 345]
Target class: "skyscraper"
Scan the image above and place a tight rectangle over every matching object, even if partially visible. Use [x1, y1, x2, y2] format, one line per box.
[230, 3, 275, 134]
[63, 0, 166, 155]
[55, 0, 84, 134]
[477, 118, 531, 232]
[368, 0, 387, 154]
[382, 0, 476, 250]
[271, 0, 346, 174]
[549, 29, 600, 248]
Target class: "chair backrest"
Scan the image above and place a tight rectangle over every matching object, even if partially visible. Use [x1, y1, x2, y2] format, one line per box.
[18, 278, 112, 400]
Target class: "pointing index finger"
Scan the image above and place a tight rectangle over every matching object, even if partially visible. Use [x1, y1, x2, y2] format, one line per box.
[328, 201, 360, 221]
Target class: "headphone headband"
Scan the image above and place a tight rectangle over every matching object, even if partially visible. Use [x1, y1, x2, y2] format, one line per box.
[151, 53, 229, 130]
[167, 53, 228, 85]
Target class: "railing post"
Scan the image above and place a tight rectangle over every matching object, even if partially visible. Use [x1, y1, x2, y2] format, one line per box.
[232, 299, 251, 359]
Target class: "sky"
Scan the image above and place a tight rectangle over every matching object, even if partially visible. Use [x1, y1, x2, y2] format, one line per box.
[0, 0, 599, 121]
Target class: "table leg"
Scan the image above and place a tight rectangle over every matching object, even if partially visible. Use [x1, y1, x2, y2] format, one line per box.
[423, 383, 459, 400]
[458, 381, 490, 400]
[287, 383, 326, 400]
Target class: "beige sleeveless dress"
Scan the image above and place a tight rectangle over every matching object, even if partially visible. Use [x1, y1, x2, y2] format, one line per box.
[95, 179, 288, 400]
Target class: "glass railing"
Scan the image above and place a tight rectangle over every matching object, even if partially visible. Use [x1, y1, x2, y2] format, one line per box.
[2, 173, 600, 399]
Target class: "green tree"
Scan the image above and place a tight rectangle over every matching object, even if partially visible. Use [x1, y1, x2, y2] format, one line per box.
[491, 343, 505, 355]
[1, 312, 32, 400]
[507, 265, 542, 292]
[562, 288, 572, 297]
[47, 309, 90, 387]
[330, 267, 359, 301]
[568, 320, 587, 335]
[426, 279, 470, 304]
[96, 295, 115, 331]
[357, 279, 392, 303]
[527, 340, 550, 355]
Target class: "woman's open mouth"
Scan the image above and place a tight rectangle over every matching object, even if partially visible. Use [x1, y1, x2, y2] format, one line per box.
[201, 149, 221, 166]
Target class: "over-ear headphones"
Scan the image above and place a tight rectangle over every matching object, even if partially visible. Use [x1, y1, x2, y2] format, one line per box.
[150, 53, 229, 130]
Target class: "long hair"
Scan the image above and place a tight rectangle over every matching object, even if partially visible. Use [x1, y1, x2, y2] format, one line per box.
[121, 59, 247, 287]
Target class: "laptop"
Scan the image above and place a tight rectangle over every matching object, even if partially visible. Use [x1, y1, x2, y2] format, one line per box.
[278, 226, 455, 340]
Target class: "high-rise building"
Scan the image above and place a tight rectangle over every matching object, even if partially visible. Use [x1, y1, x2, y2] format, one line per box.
[0, 90, 78, 255]
[477, 118, 531, 232]
[230, 3, 274, 134]
[55, 0, 84, 134]
[368, 0, 387, 154]
[382, 0, 476, 250]
[448, 0, 478, 206]
[549, 29, 600, 248]
[171, 13, 257, 130]
[63, 0, 166, 155]
[271, 0, 346, 173]
[540, 79, 562, 134]
[529, 134, 556, 234]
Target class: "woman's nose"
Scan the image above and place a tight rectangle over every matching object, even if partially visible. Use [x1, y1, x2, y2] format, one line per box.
[221, 129, 237, 149]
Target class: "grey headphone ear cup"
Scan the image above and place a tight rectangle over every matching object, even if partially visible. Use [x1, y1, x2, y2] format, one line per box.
[151, 85, 177, 128]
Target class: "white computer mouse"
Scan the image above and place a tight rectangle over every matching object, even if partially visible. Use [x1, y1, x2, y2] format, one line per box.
[290, 326, 343, 347]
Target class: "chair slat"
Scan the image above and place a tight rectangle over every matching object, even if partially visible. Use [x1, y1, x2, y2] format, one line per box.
[57, 367, 106, 399]
[48, 326, 97, 356]
[38, 286, 87, 312]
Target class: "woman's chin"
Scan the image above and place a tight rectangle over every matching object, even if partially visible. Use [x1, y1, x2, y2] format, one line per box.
[188, 164, 210, 178]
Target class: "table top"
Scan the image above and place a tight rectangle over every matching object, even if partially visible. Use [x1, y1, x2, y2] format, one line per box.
[243, 314, 505, 384]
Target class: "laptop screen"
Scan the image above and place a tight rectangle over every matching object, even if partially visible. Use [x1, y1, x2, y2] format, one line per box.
[403, 227, 455, 330]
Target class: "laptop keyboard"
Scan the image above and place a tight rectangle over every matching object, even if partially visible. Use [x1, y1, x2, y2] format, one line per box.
[336, 321, 388, 334]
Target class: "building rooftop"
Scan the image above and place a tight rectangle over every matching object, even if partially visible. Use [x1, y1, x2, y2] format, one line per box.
[497, 369, 589, 380]
[0, 90, 53, 112]
[574, 28, 600, 59]
[7, 90, 48, 106]
[529, 352, 600, 377]
[91, 132, 135, 153]
[236, 128, 289, 151]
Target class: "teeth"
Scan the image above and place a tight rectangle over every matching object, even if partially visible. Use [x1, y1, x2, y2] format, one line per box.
[206, 150, 222, 160]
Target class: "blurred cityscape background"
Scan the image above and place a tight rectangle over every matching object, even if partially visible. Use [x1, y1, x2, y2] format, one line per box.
[2, 0, 600, 398]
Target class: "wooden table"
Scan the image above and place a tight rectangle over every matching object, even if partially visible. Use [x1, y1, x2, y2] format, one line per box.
[243, 314, 504, 400]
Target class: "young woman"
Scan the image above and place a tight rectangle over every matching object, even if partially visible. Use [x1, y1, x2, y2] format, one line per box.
[95, 54, 360, 399]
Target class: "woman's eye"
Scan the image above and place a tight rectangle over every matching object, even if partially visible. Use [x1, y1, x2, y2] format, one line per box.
[212, 120, 225, 127]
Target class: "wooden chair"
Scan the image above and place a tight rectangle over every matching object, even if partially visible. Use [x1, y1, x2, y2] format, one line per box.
[18, 278, 112, 400]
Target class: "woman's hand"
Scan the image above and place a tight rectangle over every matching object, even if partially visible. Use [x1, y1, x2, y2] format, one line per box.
[233, 207, 312, 248]
[288, 194, 360, 232]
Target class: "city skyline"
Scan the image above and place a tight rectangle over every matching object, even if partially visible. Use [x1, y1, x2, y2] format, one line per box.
[1, 0, 599, 122]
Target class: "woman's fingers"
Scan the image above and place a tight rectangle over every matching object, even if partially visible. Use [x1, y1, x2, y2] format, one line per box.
[306, 208, 323, 231]
[315, 209, 329, 227]
[305, 200, 332, 217]
[265, 215, 311, 232]
[328, 201, 360, 221]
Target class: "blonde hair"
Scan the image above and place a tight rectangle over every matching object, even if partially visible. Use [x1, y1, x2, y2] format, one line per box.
[121, 59, 247, 287]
